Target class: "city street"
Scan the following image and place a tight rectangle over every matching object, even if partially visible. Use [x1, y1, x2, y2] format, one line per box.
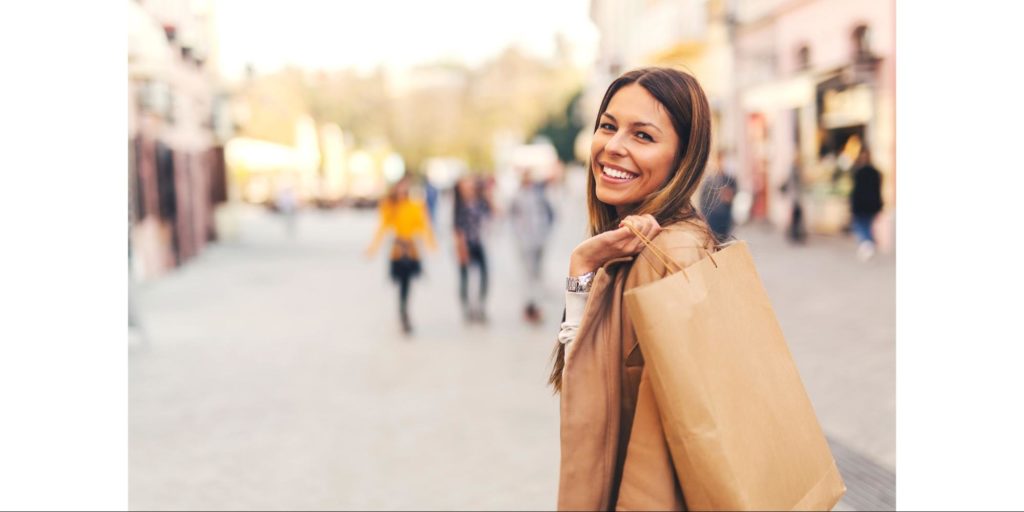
[129, 171, 894, 510]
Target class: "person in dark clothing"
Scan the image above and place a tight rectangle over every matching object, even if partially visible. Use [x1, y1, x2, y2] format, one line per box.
[781, 155, 807, 244]
[850, 148, 884, 260]
[698, 151, 738, 243]
[453, 176, 492, 323]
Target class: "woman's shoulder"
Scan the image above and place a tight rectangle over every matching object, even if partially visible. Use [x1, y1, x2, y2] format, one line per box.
[653, 222, 713, 253]
[628, 221, 713, 286]
[397, 197, 427, 209]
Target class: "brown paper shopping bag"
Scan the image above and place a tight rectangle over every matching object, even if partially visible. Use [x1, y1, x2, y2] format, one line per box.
[622, 234, 845, 511]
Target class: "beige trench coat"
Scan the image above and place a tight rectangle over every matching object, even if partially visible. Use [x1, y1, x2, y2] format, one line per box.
[558, 222, 713, 511]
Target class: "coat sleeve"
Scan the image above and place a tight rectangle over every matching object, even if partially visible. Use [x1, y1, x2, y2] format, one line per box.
[366, 201, 394, 255]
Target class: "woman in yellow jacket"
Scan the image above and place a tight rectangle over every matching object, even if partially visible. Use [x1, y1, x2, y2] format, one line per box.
[366, 177, 436, 334]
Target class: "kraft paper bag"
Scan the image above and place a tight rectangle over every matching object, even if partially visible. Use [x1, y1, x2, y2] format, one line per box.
[622, 239, 845, 511]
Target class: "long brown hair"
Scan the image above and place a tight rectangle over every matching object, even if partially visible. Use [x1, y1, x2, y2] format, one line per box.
[548, 67, 716, 393]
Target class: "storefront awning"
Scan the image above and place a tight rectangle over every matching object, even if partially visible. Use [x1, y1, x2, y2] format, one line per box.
[741, 74, 815, 112]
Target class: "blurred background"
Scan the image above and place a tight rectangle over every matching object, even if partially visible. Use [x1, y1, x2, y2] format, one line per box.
[127, 0, 894, 510]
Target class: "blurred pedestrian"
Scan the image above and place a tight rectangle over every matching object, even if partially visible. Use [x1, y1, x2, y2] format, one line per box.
[365, 177, 436, 335]
[508, 168, 555, 325]
[453, 175, 493, 323]
[699, 150, 737, 243]
[850, 147, 883, 261]
[275, 181, 298, 238]
[780, 154, 807, 244]
[549, 67, 720, 510]
[424, 177, 439, 226]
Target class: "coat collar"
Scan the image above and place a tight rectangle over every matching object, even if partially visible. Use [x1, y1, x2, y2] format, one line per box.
[601, 255, 635, 270]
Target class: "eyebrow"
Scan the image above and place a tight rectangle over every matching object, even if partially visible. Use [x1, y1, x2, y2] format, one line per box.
[601, 112, 664, 134]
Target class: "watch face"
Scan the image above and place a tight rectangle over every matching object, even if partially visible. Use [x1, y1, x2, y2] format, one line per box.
[568, 271, 596, 292]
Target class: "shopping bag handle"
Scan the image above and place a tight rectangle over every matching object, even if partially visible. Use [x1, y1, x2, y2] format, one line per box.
[622, 222, 718, 280]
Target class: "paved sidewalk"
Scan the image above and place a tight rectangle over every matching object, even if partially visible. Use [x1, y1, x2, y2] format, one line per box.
[130, 178, 893, 510]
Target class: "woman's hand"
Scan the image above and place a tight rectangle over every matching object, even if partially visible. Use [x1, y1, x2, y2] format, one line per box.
[568, 214, 662, 276]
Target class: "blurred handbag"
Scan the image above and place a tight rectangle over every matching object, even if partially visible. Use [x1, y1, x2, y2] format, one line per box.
[389, 238, 420, 261]
[622, 227, 846, 511]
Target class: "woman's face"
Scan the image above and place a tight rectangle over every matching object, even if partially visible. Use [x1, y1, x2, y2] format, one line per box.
[394, 180, 410, 199]
[591, 83, 680, 215]
[457, 178, 476, 199]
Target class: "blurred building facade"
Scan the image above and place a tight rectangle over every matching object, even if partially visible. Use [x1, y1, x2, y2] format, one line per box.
[585, 0, 895, 249]
[128, 0, 232, 281]
[733, 0, 894, 245]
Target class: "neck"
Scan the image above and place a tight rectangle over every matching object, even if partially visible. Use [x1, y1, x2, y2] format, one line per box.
[615, 204, 639, 218]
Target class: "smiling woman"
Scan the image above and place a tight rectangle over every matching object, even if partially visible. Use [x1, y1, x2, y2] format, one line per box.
[549, 67, 720, 511]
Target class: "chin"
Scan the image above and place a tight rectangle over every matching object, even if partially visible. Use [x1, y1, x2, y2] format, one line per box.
[595, 188, 628, 208]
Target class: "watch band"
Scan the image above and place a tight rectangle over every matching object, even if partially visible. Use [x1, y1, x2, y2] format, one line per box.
[566, 270, 596, 293]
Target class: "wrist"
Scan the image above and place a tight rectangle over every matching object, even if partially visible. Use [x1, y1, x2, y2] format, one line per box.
[569, 248, 597, 277]
[566, 268, 596, 293]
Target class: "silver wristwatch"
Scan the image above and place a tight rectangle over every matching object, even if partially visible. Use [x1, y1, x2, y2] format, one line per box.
[566, 271, 596, 293]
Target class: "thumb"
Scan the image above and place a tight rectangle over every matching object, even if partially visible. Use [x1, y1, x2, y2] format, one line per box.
[618, 220, 639, 236]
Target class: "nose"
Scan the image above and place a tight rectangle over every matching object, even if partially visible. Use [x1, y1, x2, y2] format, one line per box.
[604, 130, 628, 158]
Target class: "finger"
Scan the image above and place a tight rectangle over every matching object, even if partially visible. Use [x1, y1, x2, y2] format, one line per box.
[643, 215, 661, 238]
[641, 213, 657, 229]
[617, 221, 639, 240]
[629, 238, 646, 255]
[611, 223, 634, 238]
[623, 215, 647, 235]
[629, 216, 654, 241]
[646, 220, 660, 240]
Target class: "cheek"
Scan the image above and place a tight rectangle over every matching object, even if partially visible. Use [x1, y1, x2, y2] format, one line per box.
[644, 149, 676, 184]
[590, 134, 606, 160]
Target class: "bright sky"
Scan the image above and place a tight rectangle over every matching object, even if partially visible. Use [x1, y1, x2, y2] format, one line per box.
[212, 0, 599, 79]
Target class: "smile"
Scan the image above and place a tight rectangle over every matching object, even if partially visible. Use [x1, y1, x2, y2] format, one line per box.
[601, 166, 639, 181]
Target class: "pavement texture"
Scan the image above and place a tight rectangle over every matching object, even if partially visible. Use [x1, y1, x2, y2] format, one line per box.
[129, 170, 894, 510]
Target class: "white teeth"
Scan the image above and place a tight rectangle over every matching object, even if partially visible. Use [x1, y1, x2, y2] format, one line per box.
[603, 166, 637, 180]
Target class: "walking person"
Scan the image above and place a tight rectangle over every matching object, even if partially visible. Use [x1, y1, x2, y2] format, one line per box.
[508, 168, 556, 325]
[365, 177, 436, 335]
[781, 154, 807, 244]
[549, 67, 720, 510]
[275, 177, 299, 238]
[698, 149, 737, 243]
[423, 177, 439, 227]
[453, 176, 492, 324]
[850, 147, 883, 260]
